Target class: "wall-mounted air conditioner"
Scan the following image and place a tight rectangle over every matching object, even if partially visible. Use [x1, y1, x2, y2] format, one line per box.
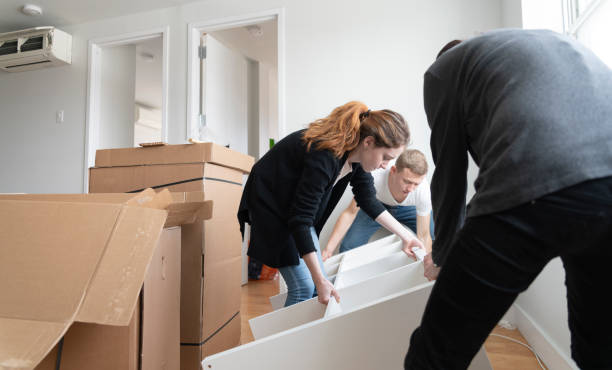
[0, 26, 72, 73]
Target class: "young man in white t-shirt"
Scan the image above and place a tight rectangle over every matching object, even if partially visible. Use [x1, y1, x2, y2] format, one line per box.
[322, 149, 433, 260]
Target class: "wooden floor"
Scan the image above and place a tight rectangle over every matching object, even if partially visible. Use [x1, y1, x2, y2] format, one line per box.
[240, 278, 546, 369]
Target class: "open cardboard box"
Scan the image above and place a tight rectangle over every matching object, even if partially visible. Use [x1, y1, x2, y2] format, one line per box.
[0, 189, 212, 370]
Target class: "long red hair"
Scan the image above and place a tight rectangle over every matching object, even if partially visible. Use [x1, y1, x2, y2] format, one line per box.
[302, 101, 410, 158]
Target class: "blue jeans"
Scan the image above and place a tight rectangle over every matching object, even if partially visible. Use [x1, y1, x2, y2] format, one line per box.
[278, 227, 329, 307]
[339, 205, 435, 253]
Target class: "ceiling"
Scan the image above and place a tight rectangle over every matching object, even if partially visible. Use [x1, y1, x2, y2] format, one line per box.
[211, 19, 278, 68]
[0, 0, 205, 33]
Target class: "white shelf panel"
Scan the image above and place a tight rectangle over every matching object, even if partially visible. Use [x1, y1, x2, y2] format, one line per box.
[227, 231, 493, 370]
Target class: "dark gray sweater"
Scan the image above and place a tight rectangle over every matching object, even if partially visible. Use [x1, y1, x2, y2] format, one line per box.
[425, 29, 612, 265]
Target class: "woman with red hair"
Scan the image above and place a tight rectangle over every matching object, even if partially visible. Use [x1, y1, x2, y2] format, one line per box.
[238, 101, 423, 306]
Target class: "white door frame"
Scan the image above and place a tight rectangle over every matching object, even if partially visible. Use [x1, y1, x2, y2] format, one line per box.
[186, 8, 286, 143]
[83, 26, 170, 192]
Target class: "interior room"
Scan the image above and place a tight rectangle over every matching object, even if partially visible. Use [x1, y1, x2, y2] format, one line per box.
[1, 0, 610, 369]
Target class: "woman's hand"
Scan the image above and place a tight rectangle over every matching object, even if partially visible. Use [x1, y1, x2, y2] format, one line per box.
[423, 253, 440, 281]
[401, 237, 424, 259]
[314, 277, 340, 305]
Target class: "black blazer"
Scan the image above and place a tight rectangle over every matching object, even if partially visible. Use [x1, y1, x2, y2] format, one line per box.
[238, 129, 386, 268]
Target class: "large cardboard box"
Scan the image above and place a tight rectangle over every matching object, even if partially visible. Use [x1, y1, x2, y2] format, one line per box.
[89, 143, 253, 370]
[0, 190, 165, 368]
[0, 190, 212, 370]
[35, 227, 181, 370]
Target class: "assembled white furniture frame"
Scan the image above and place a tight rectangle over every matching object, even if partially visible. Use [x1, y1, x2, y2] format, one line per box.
[203, 234, 492, 369]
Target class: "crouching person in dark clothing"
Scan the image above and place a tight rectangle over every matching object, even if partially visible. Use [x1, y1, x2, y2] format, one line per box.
[405, 29, 612, 369]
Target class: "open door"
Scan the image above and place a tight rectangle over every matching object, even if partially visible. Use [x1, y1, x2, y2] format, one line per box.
[199, 34, 248, 155]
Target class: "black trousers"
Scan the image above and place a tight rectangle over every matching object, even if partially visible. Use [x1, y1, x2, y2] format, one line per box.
[404, 176, 612, 369]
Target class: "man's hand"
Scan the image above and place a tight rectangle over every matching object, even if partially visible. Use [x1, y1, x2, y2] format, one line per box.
[423, 253, 440, 281]
[314, 277, 340, 305]
[321, 246, 334, 262]
[401, 238, 424, 259]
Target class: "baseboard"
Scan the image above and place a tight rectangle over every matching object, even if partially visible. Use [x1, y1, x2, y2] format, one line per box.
[508, 304, 578, 370]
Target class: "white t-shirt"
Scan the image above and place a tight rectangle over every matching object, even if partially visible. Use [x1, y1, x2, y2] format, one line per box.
[371, 167, 432, 216]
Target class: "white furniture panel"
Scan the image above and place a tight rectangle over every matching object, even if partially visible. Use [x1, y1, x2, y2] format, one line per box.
[206, 233, 493, 369]
[269, 234, 404, 310]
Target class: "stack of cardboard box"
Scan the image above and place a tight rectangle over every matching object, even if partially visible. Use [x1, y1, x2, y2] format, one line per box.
[89, 143, 254, 369]
[0, 190, 212, 370]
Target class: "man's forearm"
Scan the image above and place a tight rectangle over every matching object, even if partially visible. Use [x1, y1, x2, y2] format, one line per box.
[420, 234, 432, 253]
[326, 209, 358, 252]
[416, 215, 433, 253]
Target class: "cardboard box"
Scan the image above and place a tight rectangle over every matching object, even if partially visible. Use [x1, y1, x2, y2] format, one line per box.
[0, 190, 168, 369]
[89, 143, 252, 370]
[0, 190, 212, 370]
[180, 312, 241, 365]
[35, 227, 180, 370]
[95, 142, 254, 174]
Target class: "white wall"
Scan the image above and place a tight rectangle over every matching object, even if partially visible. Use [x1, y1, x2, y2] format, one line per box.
[0, 0, 505, 193]
[576, 0, 612, 67]
[98, 44, 136, 150]
[521, 0, 563, 32]
[0, 35, 87, 193]
[502, 0, 523, 28]
[258, 62, 278, 157]
[134, 37, 163, 110]
[247, 59, 260, 158]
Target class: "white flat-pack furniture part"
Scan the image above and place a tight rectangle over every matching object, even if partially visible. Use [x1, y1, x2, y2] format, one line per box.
[202, 234, 492, 369]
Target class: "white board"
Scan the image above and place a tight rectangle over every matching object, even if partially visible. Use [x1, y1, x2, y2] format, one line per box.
[217, 231, 493, 370]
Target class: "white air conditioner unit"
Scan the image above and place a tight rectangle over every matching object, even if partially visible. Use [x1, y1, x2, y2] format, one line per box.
[0, 26, 72, 72]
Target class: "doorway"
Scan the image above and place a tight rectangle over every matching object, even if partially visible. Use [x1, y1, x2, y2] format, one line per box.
[186, 10, 285, 159]
[84, 27, 169, 191]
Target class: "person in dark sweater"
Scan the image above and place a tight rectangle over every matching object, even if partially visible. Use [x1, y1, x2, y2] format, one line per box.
[404, 30, 612, 369]
[238, 101, 424, 307]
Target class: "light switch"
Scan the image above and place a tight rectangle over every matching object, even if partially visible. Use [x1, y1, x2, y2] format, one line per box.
[56, 110, 64, 124]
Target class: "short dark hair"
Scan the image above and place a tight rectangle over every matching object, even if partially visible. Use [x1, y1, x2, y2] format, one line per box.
[436, 40, 462, 59]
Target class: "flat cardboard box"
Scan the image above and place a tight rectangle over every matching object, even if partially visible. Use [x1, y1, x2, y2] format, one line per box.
[89, 144, 251, 370]
[0, 190, 170, 369]
[95, 142, 254, 174]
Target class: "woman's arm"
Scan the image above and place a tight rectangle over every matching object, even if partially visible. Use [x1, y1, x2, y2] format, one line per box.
[303, 251, 340, 304]
[375, 210, 424, 257]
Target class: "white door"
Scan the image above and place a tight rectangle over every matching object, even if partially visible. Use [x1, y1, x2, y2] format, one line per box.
[201, 34, 248, 155]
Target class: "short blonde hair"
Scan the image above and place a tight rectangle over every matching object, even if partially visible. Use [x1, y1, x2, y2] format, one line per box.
[395, 149, 428, 176]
